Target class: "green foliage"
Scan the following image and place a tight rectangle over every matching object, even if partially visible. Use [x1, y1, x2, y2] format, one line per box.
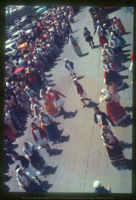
[6, 6, 37, 26]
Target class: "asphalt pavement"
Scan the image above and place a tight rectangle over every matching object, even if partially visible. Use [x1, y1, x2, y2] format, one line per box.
[4, 7, 133, 194]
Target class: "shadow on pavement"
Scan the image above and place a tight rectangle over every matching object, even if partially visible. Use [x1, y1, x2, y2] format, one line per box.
[93, 44, 101, 48]
[4, 174, 12, 182]
[77, 76, 84, 80]
[44, 165, 58, 176]
[124, 31, 131, 35]
[39, 180, 53, 190]
[74, 20, 79, 23]
[119, 66, 128, 72]
[125, 106, 133, 113]
[56, 58, 62, 61]
[86, 101, 99, 108]
[80, 52, 89, 57]
[123, 44, 131, 48]
[122, 50, 131, 53]
[60, 135, 70, 143]
[106, 7, 122, 14]
[50, 149, 63, 157]
[48, 83, 56, 87]
[119, 141, 132, 151]
[9, 143, 18, 150]
[65, 110, 78, 118]
[46, 73, 53, 78]
[120, 75, 129, 80]
[15, 131, 24, 138]
[72, 29, 78, 33]
[118, 82, 130, 92]
[125, 159, 132, 170]
[119, 115, 132, 127]
[4, 183, 10, 192]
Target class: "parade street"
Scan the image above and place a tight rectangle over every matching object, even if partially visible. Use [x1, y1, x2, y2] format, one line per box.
[5, 7, 133, 193]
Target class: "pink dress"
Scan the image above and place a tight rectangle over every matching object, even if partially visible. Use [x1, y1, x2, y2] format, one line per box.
[113, 18, 126, 35]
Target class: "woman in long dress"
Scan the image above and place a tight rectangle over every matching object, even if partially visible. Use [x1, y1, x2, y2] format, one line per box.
[68, 34, 82, 56]
[106, 80, 120, 104]
[104, 43, 124, 71]
[100, 125, 127, 170]
[5, 112, 18, 135]
[111, 23, 126, 48]
[112, 15, 126, 35]
[23, 141, 48, 176]
[99, 89, 127, 125]
[35, 89, 59, 117]
[102, 59, 124, 90]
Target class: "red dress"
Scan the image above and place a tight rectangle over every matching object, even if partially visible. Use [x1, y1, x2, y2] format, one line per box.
[5, 129, 15, 141]
[113, 18, 126, 35]
[105, 98, 126, 125]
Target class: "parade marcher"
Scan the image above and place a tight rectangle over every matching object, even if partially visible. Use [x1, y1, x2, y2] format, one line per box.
[106, 80, 120, 104]
[96, 20, 108, 48]
[104, 43, 124, 71]
[16, 168, 47, 192]
[31, 122, 52, 154]
[94, 106, 115, 128]
[103, 23, 111, 41]
[111, 23, 126, 48]
[68, 34, 82, 56]
[47, 87, 66, 118]
[73, 78, 92, 107]
[83, 27, 94, 48]
[112, 15, 126, 35]
[35, 89, 59, 117]
[39, 110, 61, 145]
[64, 58, 77, 79]
[11, 151, 36, 176]
[23, 141, 49, 174]
[99, 89, 127, 125]
[100, 125, 127, 170]
[93, 180, 112, 193]
[108, 34, 125, 63]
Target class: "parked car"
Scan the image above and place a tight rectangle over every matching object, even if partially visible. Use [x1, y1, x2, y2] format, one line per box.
[36, 6, 47, 15]
[5, 43, 17, 58]
[6, 30, 24, 45]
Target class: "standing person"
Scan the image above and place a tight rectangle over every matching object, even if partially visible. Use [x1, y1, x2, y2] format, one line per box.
[31, 122, 52, 155]
[16, 168, 47, 192]
[96, 20, 108, 48]
[73, 78, 92, 107]
[100, 125, 127, 170]
[16, 90, 33, 117]
[23, 141, 49, 174]
[28, 74, 41, 97]
[106, 80, 120, 104]
[11, 151, 36, 176]
[99, 89, 127, 125]
[39, 110, 61, 145]
[64, 58, 77, 79]
[94, 106, 115, 128]
[35, 89, 59, 117]
[83, 27, 94, 48]
[112, 15, 126, 35]
[5, 112, 18, 135]
[111, 23, 126, 48]
[103, 23, 111, 41]
[93, 180, 112, 193]
[109, 33, 125, 63]
[47, 87, 66, 118]
[68, 34, 82, 56]
[130, 54, 133, 84]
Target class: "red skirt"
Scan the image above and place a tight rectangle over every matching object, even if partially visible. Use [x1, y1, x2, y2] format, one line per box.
[99, 36, 108, 48]
[106, 101, 126, 123]
[5, 129, 15, 141]
[117, 22, 126, 35]
[109, 60, 119, 74]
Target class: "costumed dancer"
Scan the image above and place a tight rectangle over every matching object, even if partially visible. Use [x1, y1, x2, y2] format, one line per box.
[96, 20, 108, 48]
[112, 15, 126, 35]
[83, 27, 94, 48]
[68, 34, 82, 56]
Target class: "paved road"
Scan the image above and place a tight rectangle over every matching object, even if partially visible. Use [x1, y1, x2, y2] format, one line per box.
[5, 7, 133, 194]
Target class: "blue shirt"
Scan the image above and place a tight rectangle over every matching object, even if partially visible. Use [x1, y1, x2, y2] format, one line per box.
[94, 187, 112, 193]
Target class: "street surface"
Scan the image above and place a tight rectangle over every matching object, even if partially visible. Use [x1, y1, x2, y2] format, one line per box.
[4, 7, 133, 194]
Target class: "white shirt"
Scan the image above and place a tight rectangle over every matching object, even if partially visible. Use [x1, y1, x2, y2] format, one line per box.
[96, 114, 102, 123]
[34, 129, 41, 140]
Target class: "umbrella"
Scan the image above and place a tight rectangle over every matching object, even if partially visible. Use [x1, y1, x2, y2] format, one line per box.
[14, 66, 25, 75]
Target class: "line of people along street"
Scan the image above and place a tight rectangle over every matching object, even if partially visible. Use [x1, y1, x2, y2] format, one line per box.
[4, 6, 132, 193]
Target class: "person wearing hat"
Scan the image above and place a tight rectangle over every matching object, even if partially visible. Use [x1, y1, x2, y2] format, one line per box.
[93, 180, 112, 193]
[64, 58, 77, 79]
[16, 168, 47, 192]
[103, 23, 111, 41]
[112, 15, 126, 35]
[68, 34, 82, 56]
[73, 78, 92, 107]
[96, 20, 108, 48]
[47, 87, 66, 118]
